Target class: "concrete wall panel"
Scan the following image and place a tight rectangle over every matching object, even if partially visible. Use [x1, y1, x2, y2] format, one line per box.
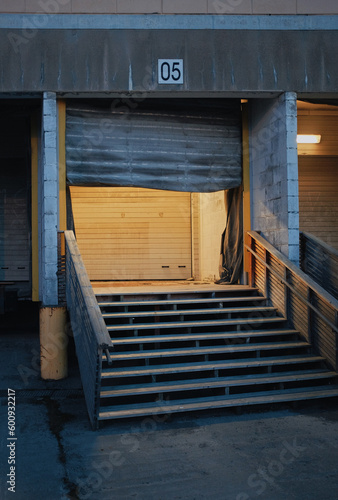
[116, 0, 159, 14]
[253, 0, 296, 14]
[1, 29, 338, 95]
[208, 0, 252, 14]
[72, 0, 116, 14]
[1, 0, 338, 14]
[0, 0, 25, 12]
[297, 0, 338, 15]
[163, 0, 208, 14]
[26, 0, 72, 13]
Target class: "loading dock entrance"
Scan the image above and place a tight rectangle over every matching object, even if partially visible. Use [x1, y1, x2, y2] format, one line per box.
[70, 186, 192, 280]
[66, 99, 242, 282]
[0, 111, 32, 304]
[297, 101, 338, 251]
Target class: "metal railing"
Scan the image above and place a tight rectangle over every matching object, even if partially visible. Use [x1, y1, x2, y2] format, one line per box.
[57, 232, 66, 306]
[64, 230, 113, 429]
[245, 231, 338, 371]
[300, 232, 338, 301]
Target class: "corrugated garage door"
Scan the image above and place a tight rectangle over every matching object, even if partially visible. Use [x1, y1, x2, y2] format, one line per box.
[0, 158, 30, 282]
[299, 156, 338, 249]
[70, 187, 192, 280]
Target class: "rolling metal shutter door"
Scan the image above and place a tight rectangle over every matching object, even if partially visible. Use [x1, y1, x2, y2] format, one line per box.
[66, 100, 242, 193]
[0, 158, 30, 281]
[70, 187, 192, 280]
[299, 156, 338, 249]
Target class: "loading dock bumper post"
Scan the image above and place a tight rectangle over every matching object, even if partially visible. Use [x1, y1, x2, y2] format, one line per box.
[39, 306, 68, 380]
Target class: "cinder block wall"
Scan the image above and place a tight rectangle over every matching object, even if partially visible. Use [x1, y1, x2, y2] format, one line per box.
[39, 92, 59, 306]
[249, 93, 299, 265]
[0, 0, 338, 14]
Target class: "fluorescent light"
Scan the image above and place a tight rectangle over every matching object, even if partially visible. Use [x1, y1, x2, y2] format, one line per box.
[297, 135, 321, 144]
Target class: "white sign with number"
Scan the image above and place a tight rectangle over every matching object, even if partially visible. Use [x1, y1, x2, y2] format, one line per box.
[158, 59, 184, 84]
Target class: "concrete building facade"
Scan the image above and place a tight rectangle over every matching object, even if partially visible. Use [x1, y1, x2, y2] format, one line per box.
[1, 0, 338, 14]
[0, 3, 337, 377]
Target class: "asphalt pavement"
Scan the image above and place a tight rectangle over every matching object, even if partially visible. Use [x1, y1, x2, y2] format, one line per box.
[1, 306, 338, 500]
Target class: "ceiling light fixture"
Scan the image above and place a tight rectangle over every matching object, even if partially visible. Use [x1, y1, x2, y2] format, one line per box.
[297, 135, 321, 144]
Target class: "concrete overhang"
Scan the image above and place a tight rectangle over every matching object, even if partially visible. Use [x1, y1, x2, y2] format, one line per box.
[0, 15, 337, 97]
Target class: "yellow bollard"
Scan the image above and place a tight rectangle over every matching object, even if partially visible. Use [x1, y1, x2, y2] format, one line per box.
[39, 306, 68, 380]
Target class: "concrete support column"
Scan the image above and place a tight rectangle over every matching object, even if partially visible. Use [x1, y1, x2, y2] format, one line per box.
[249, 92, 299, 265]
[39, 92, 67, 380]
[39, 92, 59, 305]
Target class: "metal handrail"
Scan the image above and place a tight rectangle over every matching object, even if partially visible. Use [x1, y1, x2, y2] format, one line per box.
[245, 231, 338, 371]
[301, 232, 338, 259]
[64, 230, 113, 428]
[300, 232, 338, 300]
[64, 230, 113, 351]
[245, 235, 338, 334]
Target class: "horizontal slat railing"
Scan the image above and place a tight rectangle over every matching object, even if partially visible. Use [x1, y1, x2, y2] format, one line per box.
[64, 230, 113, 428]
[300, 232, 338, 300]
[246, 231, 338, 371]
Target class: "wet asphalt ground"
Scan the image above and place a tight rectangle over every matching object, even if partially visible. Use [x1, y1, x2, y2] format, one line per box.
[1, 305, 338, 500]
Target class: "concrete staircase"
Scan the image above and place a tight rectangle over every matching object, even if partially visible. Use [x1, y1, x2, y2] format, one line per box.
[96, 286, 338, 421]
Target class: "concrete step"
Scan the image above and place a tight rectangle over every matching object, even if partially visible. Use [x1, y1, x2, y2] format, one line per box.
[98, 295, 267, 310]
[98, 386, 338, 420]
[107, 316, 287, 333]
[103, 341, 310, 362]
[95, 286, 259, 304]
[96, 286, 337, 423]
[108, 328, 299, 345]
[101, 354, 325, 379]
[100, 370, 337, 398]
[102, 306, 277, 321]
